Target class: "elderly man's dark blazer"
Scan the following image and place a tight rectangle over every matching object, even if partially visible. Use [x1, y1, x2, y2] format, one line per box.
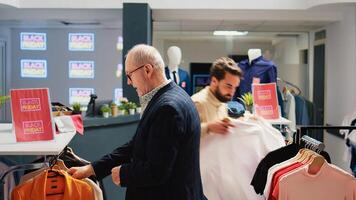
[92, 82, 207, 200]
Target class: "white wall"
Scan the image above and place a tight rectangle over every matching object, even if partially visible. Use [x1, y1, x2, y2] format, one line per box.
[272, 36, 309, 97]
[322, 7, 356, 173]
[324, 133, 352, 173]
[325, 7, 356, 125]
[154, 38, 272, 72]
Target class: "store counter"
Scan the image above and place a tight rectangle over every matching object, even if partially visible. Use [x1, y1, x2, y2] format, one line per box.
[68, 114, 140, 200]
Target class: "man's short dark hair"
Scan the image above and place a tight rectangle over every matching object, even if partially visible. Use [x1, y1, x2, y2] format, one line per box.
[210, 57, 243, 81]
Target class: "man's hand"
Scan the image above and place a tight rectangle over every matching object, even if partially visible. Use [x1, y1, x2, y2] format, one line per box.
[67, 164, 95, 179]
[207, 118, 234, 134]
[111, 166, 121, 186]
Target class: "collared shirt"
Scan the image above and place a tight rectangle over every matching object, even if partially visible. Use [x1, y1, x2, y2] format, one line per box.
[139, 80, 171, 114]
[191, 86, 228, 137]
[238, 56, 277, 97]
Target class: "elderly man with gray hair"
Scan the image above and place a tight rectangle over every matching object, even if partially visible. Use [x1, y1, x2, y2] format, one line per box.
[68, 44, 207, 200]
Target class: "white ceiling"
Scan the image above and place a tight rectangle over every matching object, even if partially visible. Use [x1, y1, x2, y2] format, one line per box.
[0, 8, 123, 29]
[0, 4, 348, 32]
[153, 20, 333, 32]
[152, 7, 343, 32]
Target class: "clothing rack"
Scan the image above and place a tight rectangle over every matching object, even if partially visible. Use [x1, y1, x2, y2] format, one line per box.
[0, 162, 48, 184]
[299, 135, 325, 153]
[294, 125, 356, 145]
[277, 77, 301, 95]
[0, 146, 69, 184]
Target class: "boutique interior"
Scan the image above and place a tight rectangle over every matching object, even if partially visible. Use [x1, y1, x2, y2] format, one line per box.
[0, 1, 355, 200]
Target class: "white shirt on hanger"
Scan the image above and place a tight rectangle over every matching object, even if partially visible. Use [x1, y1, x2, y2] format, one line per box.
[200, 117, 285, 200]
[264, 156, 298, 198]
[83, 178, 103, 200]
[284, 90, 296, 132]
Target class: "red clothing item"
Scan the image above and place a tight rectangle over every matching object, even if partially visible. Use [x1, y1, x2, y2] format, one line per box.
[70, 114, 84, 135]
[268, 162, 303, 200]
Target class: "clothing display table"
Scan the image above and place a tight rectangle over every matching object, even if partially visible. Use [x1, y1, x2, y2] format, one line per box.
[266, 117, 292, 126]
[0, 123, 76, 155]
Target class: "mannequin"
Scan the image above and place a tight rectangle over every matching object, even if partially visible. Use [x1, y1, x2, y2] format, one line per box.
[167, 46, 182, 70]
[236, 48, 277, 99]
[247, 49, 262, 64]
[165, 46, 191, 95]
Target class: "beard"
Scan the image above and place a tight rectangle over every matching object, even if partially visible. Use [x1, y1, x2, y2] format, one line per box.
[214, 87, 232, 103]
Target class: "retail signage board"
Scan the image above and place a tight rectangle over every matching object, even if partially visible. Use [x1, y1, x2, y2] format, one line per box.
[69, 61, 95, 78]
[21, 59, 47, 78]
[10, 88, 54, 142]
[69, 88, 94, 105]
[252, 83, 280, 120]
[68, 33, 94, 51]
[20, 32, 47, 50]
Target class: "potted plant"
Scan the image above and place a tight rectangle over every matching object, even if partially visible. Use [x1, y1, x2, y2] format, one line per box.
[72, 102, 82, 115]
[119, 97, 129, 105]
[111, 102, 118, 117]
[0, 95, 10, 109]
[100, 104, 111, 118]
[238, 92, 253, 113]
[136, 104, 142, 114]
[118, 104, 126, 115]
[127, 102, 137, 115]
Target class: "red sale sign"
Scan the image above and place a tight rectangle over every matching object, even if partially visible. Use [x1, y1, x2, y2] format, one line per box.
[10, 88, 54, 142]
[252, 83, 280, 120]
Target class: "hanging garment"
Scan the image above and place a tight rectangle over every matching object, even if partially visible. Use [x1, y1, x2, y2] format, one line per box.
[264, 159, 303, 198]
[11, 169, 94, 200]
[84, 179, 103, 200]
[346, 138, 356, 177]
[278, 163, 356, 200]
[200, 117, 285, 200]
[0, 162, 16, 200]
[350, 143, 356, 176]
[268, 162, 304, 200]
[251, 143, 331, 195]
[294, 95, 310, 125]
[20, 160, 103, 200]
[23, 147, 106, 200]
[263, 149, 311, 198]
[284, 90, 296, 131]
[277, 87, 285, 118]
[341, 111, 356, 176]
[0, 157, 21, 184]
[340, 111, 356, 139]
[237, 56, 277, 97]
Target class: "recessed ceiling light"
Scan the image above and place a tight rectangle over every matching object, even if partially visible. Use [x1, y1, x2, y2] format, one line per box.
[213, 31, 248, 36]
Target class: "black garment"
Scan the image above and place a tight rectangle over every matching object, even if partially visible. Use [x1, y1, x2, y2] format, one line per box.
[92, 82, 207, 200]
[349, 143, 356, 177]
[346, 118, 356, 176]
[250, 143, 331, 195]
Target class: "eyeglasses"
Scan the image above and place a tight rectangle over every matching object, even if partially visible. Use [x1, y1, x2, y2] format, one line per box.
[126, 64, 145, 82]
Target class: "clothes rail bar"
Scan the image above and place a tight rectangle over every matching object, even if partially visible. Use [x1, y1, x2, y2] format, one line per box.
[295, 125, 356, 145]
